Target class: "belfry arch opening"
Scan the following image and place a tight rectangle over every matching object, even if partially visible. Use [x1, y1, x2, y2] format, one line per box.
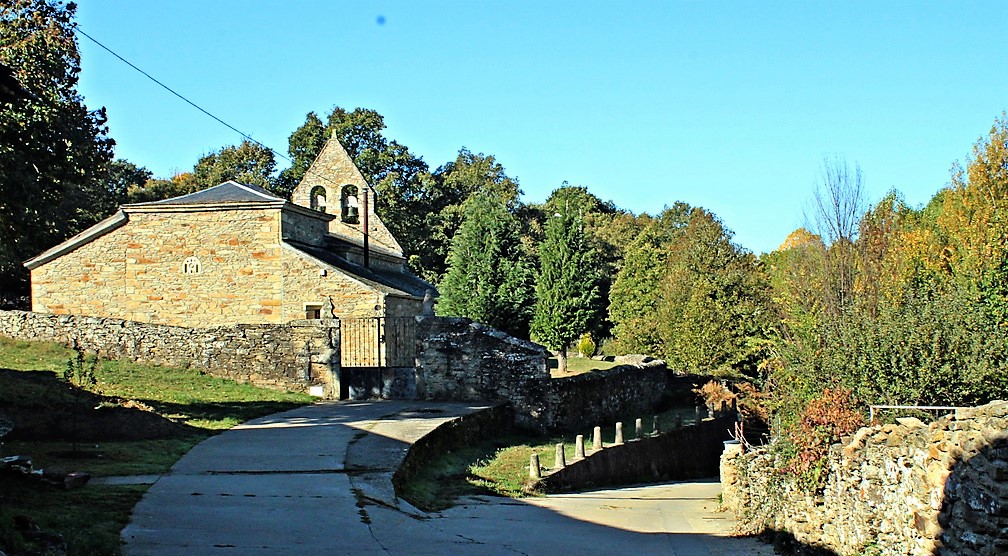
[341, 185, 360, 224]
[309, 186, 327, 213]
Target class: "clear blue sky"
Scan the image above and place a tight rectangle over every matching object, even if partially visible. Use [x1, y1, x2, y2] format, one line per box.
[74, 1, 1008, 254]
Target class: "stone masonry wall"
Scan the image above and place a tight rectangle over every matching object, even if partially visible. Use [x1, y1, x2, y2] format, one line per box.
[721, 401, 1008, 555]
[545, 360, 671, 431]
[30, 206, 385, 327]
[291, 136, 402, 253]
[541, 412, 737, 492]
[31, 209, 286, 326]
[414, 316, 550, 430]
[0, 310, 339, 395]
[414, 317, 691, 431]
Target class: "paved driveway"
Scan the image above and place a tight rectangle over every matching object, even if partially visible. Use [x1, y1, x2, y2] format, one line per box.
[122, 401, 771, 555]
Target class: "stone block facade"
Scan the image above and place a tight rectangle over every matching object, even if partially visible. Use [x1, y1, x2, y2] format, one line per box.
[722, 401, 1008, 555]
[291, 134, 403, 258]
[28, 206, 385, 327]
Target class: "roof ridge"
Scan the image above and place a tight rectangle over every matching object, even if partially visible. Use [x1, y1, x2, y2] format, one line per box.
[226, 181, 282, 201]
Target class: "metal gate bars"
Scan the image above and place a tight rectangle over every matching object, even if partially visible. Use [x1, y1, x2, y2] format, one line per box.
[339, 317, 416, 368]
[338, 317, 416, 400]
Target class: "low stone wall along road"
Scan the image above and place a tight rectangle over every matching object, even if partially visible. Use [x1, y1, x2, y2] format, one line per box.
[122, 401, 771, 555]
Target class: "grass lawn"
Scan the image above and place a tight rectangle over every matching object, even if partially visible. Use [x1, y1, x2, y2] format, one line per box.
[400, 405, 698, 511]
[0, 336, 313, 555]
[548, 356, 622, 378]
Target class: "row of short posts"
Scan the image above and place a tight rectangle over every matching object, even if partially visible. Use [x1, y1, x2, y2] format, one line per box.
[530, 399, 739, 479]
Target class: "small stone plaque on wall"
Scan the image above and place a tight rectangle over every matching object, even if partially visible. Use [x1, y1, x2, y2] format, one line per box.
[183, 256, 202, 275]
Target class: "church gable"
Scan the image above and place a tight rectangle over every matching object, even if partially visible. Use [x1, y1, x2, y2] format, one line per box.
[290, 135, 404, 256]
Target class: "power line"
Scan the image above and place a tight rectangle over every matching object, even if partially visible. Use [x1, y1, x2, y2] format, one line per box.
[75, 26, 294, 167]
[76, 26, 385, 200]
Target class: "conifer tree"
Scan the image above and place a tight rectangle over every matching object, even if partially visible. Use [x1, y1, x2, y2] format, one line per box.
[436, 191, 534, 338]
[531, 207, 600, 372]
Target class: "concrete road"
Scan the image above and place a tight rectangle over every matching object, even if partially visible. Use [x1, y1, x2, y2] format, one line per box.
[122, 401, 772, 555]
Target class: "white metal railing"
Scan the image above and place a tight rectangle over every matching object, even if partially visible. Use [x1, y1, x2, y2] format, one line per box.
[869, 405, 966, 423]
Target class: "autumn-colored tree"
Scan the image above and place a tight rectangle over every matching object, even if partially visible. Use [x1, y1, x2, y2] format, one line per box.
[936, 113, 1008, 326]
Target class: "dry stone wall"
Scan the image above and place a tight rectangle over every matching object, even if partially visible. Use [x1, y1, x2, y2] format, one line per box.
[414, 316, 550, 430]
[545, 360, 672, 431]
[721, 401, 1008, 556]
[0, 310, 338, 395]
[414, 317, 688, 431]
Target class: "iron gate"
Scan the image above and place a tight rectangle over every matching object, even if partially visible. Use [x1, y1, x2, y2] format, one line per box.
[339, 317, 416, 399]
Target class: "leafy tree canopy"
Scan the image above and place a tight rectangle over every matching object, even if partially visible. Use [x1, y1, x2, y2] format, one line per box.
[1, 0, 116, 292]
[192, 140, 278, 192]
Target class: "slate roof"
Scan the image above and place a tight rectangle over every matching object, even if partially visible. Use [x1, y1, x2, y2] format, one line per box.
[286, 240, 432, 299]
[129, 181, 281, 206]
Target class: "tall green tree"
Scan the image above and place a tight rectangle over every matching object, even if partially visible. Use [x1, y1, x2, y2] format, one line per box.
[659, 208, 773, 375]
[436, 191, 534, 338]
[1, 0, 116, 292]
[608, 203, 691, 355]
[608, 204, 772, 375]
[531, 203, 600, 372]
[540, 184, 629, 342]
[418, 149, 524, 282]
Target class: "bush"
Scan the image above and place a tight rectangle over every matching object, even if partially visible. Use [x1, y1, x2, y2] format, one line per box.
[781, 387, 863, 490]
[576, 333, 596, 358]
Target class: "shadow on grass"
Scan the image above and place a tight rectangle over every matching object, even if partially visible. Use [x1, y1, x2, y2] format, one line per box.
[1, 367, 310, 441]
[0, 368, 197, 442]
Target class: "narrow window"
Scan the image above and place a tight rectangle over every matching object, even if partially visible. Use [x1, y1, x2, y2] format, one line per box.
[310, 186, 327, 213]
[183, 257, 202, 275]
[305, 304, 323, 319]
[341, 185, 359, 224]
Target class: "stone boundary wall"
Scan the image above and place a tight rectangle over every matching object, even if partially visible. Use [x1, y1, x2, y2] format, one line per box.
[414, 316, 696, 431]
[391, 403, 513, 496]
[544, 361, 700, 431]
[0, 310, 338, 395]
[540, 412, 737, 493]
[721, 400, 1008, 556]
[414, 316, 550, 429]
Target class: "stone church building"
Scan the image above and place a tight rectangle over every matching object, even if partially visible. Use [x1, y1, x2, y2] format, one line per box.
[25, 135, 431, 327]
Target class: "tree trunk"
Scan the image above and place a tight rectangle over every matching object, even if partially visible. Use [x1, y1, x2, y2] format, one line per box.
[557, 349, 568, 374]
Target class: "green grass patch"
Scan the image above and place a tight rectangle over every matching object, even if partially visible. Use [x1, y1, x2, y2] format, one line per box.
[548, 356, 622, 376]
[0, 476, 146, 556]
[0, 336, 314, 555]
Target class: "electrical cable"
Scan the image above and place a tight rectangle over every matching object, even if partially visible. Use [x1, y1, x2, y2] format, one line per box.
[75, 25, 364, 194]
